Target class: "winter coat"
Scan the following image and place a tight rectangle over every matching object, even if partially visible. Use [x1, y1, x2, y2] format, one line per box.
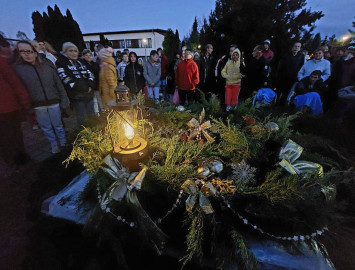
[278, 52, 304, 82]
[82, 59, 100, 90]
[159, 54, 169, 79]
[199, 54, 216, 84]
[263, 49, 274, 64]
[14, 61, 69, 109]
[56, 54, 95, 101]
[144, 59, 161, 87]
[221, 49, 242, 84]
[99, 57, 118, 108]
[295, 76, 327, 100]
[175, 59, 199, 90]
[0, 58, 31, 114]
[124, 62, 145, 94]
[243, 56, 268, 97]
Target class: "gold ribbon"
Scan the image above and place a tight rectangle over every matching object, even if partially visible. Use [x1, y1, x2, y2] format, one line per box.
[100, 155, 147, 203]
[278, 140, 323, 177]
[181, 179, 217, 214]
[187, 108, 215, 143]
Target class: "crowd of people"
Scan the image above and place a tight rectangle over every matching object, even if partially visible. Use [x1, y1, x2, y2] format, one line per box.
[0, 33, 354, 169]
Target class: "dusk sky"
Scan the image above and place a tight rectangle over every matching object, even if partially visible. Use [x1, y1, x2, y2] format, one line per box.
[0, 0, 353, 40]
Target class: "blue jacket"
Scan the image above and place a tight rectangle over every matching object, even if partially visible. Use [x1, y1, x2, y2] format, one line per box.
[297, 58, 331, 82]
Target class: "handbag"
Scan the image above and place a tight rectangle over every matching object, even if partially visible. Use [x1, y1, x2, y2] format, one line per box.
[173, 88, 180, 105]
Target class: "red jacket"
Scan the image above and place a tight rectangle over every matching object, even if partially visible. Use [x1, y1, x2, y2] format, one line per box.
[0, 57, 31, 114]
[160, 54, 169, 79]
[175, 58, 199, 90]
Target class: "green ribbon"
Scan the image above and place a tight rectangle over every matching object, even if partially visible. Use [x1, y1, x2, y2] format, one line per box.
[279, 140, 323, 177]
[181, 179, 217, 214]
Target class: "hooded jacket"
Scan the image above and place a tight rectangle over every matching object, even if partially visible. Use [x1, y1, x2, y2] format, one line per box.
[221, 48, 242, 84]
[99, 57, 117, 108]
[144, 59, 161, 87]
[56, 53, 95, 101]
[15, 60, 69, 108]
[175, 58, 199, 90]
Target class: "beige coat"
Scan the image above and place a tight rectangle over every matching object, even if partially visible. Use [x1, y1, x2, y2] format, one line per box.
[99, 57, 117, 108]
[221, 48, 242, 84]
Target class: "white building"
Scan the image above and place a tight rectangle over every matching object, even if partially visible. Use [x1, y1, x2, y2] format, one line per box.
[82, 29, 167, 57]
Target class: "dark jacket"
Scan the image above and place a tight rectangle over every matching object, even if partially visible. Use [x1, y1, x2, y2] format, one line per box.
[14, 61, 69, 108]
[199, 54, 216, 84]
[160, 54, 169, 79]
[0, 57, 31, 114]
[124, 62, 145, 94]
[81, 59, 100, 90]
[278, 52, 304, 82]
[243, 56, 268, 97]
[56, 54, 95, 101]
[295, 76, 327, 100]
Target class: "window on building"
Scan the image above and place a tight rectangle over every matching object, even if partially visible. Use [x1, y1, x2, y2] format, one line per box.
[125, 38, 152, 48]
[111, 40, 125, 49]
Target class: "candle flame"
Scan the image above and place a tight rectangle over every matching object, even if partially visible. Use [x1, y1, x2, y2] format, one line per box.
[124, 122, 134, 140]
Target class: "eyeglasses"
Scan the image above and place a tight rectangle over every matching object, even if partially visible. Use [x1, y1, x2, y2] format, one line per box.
[19, 50, 35, 55]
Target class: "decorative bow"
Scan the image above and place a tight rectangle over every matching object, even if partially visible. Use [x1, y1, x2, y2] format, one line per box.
[100, 155, 147, 204]
[181, 179, 217, 214]
[99, 155, 167, 254]
[278, 140, 323, 177]
[187, 108, 215, 143]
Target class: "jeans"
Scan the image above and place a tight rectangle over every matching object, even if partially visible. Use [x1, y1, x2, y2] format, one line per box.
[72, 99, 94, 126]
[93, 90, 105, 114]
[147, 86, 160, 101]
[35, 103, 66, 145]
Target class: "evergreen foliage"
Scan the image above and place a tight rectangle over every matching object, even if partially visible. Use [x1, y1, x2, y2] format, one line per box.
[186, 16, 200, 50]
[32, 5, 85, 52]
[198, 0, 323, 59]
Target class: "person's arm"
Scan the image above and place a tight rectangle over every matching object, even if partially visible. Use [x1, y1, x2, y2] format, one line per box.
[3, 61, 31, 109]
[153, 64, 161, 84]
[297, 64, 306, 81]
[57, 64, 76, 89]
[143, 62, 153, 85]
[221, 62, 229, 79]
[193, 62, 200, 86]
[105, 66, 118, 90]
[321, 60, 331, 82]
[52, 68, 70, 108]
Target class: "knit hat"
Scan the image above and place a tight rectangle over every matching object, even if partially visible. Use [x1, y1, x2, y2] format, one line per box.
[82, 49, 91, 56]
[185, 49, 194, 57]
[62, 42, 78, 52]
[264, 39, 271, 45]
[98, 47, 114, 59]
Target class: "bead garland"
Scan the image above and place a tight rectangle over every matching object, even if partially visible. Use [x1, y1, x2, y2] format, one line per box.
[221, 195, 328, 241]
[97, 181, 183, 227]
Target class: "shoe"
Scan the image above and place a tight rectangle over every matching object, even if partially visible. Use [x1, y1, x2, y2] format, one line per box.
[32, 124, 39, 130]
[155, 99, 160, 105]
[226, 105, 232, 111]
[51, 142, 61, 154]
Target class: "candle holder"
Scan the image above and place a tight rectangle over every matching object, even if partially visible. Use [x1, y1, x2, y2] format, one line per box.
[106, 84, 148, 171]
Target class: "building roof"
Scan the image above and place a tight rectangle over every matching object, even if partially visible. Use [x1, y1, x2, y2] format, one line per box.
[83, 29, 168, 36]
